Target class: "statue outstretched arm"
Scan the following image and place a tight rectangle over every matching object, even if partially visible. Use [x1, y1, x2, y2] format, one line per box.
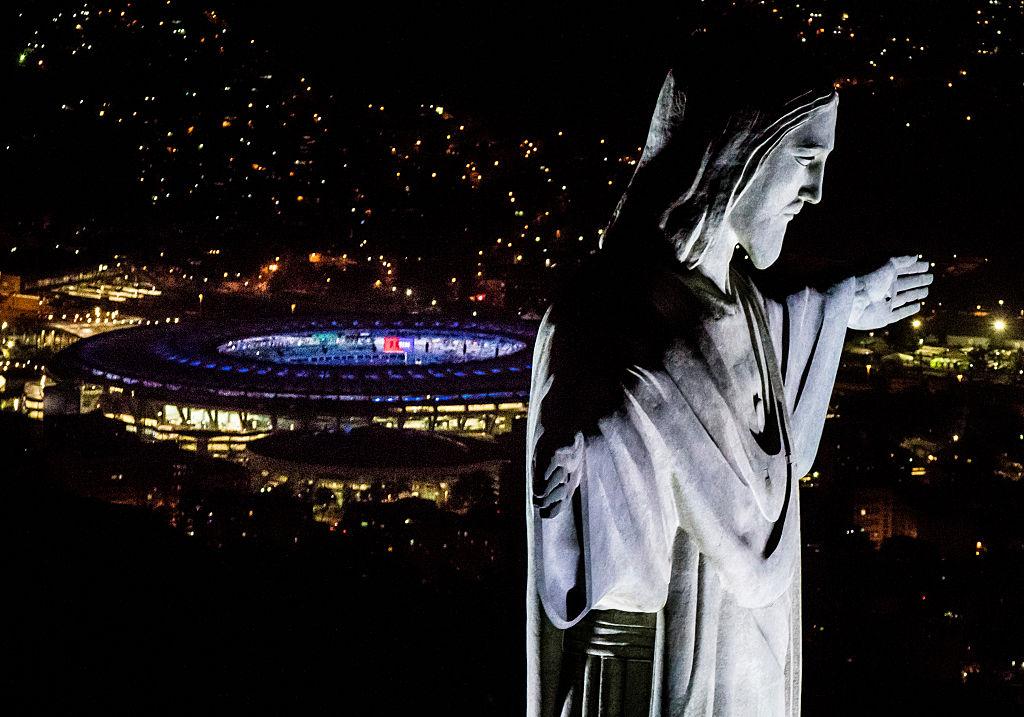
[763, 276, 858, 477]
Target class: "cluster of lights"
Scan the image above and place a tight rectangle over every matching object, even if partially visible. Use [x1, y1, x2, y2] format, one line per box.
[17, 1, 330, 217]
[9, 3, 1022, 319]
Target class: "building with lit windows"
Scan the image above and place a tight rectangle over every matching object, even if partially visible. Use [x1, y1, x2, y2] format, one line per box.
[246, 425, 508, 524]
[50, 316, 534, 454]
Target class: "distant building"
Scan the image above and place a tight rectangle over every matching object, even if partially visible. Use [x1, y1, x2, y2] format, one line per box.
[0, 272, 22, 296]
[245, 426, 507, 523]
[307, 251, 356, 269]
[49, 316, 534, 454]
[947, 335, 991, 349]
[853, 485, 919, 548]
[0, 292, 50, 322]
[21, 377, 45, 420]
[882, 346, 970, 372]
[944, 312, 1021, 350]
[471, 279, 507, 310]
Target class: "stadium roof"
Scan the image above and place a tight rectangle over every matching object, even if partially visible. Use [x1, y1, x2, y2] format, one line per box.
[52, 316, 536, 411]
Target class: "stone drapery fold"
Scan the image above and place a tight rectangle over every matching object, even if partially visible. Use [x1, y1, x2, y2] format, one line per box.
[526, 271, 855, 717]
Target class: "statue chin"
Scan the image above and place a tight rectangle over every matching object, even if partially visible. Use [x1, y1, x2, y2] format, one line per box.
[747, 250, 781, 271]
[742, 227, 786, 270]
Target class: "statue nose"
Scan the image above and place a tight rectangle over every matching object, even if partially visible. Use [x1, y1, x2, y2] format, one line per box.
[799, 168, 824, 204]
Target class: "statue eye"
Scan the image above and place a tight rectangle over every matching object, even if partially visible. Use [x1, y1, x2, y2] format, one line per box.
[794, 155, 815, 167]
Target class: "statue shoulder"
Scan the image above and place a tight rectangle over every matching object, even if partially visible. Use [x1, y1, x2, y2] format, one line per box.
[532, 297, 611, 388]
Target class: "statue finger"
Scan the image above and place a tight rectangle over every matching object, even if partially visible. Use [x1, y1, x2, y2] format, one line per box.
[538, 500, 566, 519]
[535, 465, 568, 501]
[900, 259, 931, 275]
[536, 482, 569, 509]
[893, 286, 929, 306]
[538, 469, 584, 516]
[891, 254, 920, 268]
[895, 271, 933, 292]
[891, 302, 922, 323]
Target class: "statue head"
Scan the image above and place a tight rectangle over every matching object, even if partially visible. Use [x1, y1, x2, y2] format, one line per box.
[727, 97, 837, 269]
[600, 27, 839, 272]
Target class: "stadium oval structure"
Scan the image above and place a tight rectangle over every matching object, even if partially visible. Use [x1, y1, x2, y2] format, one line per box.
[51, 316, 536, 453]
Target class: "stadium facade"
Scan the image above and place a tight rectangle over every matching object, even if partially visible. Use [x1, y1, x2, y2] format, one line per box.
[50, 316, 534, 454]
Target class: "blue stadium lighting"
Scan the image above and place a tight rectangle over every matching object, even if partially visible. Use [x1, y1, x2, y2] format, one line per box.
[53, 317, 536, 412]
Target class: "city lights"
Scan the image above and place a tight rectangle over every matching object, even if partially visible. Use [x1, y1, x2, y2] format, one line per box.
[1, 5, 1021, 710]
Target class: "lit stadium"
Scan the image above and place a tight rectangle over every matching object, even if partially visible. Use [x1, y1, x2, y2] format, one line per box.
[50, 316, 535, 453]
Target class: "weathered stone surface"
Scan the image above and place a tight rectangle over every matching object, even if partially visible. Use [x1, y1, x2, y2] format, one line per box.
[526, 53, 931, 716]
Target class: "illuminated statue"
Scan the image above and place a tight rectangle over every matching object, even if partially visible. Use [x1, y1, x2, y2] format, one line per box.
[526, 35, 932, 717]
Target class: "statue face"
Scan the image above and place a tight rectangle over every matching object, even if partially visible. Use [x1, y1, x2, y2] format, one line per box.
[727, 103, 837, 269]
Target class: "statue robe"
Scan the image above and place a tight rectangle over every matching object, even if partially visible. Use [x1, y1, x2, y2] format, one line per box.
[526, 260, 855, 717]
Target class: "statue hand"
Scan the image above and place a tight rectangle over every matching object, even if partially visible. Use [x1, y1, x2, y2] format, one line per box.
[849, 255, 933, 331]
[533, 431, 585, 519]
